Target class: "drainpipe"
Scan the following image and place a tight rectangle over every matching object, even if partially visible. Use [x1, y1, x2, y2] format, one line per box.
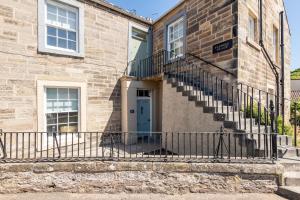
[259, 0, 280, 133]
[280, 11, 285, 133]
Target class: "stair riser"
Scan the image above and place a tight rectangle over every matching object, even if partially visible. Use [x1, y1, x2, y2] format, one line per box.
[285, 178, 300, 186]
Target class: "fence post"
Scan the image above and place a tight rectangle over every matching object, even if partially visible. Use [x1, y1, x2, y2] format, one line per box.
[294, 102, 298, 147]
[270, 100, 275, 133]
[270, 100, 277, 160]
[0, 129, 6, 160]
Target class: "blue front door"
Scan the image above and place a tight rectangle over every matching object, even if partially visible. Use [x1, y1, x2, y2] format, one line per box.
[137, 99, 151, 133]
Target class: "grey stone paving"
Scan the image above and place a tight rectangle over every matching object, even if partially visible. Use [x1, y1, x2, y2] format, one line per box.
[0, 193, 287, 200]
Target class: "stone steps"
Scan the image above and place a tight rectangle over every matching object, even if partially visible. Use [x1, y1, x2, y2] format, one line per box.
[166, 76, 295, 153]
[283, 171, 300, 186]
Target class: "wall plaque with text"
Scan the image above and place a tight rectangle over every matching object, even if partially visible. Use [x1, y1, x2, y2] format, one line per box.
[212, 39, 233, 54]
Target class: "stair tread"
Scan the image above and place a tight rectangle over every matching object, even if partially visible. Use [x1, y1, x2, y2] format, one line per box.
[283, 171, 300, 178]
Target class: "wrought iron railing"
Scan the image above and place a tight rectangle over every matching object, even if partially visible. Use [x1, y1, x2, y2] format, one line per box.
[0, 130, 277, 163]
[126, 50, 281, 135]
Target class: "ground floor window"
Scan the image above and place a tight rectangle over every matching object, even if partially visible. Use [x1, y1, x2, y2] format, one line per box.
[46, 87, 79, 134]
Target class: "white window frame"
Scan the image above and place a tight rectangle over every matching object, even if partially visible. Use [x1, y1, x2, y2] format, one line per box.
[45, 87, 80, 133]
[37, 80, 87, 133]
[248, 13, 257, 42]
[38, 0, 85, 57]
[37, 80, 87, 151]
[167, 17, 184, 60]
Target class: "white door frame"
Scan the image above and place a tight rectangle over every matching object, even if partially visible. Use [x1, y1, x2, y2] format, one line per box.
[127, 22, 151, 73]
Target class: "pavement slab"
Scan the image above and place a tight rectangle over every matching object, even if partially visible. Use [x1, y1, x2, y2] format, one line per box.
[0, 193, 287, 200]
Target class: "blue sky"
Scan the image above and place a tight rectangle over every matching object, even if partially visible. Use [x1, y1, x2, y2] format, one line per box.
[108, 0, 299, 70]
[285, 0, 300, 70]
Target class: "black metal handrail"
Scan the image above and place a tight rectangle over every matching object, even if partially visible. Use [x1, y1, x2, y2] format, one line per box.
[186, 53, 236, 77]
[0, 131, 277, 163]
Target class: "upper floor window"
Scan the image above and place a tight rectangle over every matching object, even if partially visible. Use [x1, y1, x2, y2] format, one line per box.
[38, 0, 84, 57]
[167, 17, 184, 59]
[248, 13, 257, 42]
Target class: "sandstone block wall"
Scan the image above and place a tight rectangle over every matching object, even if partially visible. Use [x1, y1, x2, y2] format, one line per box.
[153, 0, 238, 78]
[0, 0, 149, 132]
[237, 0, 291, 109]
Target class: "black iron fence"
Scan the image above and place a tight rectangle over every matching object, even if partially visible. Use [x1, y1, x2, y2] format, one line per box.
[0, 130, 277, 163]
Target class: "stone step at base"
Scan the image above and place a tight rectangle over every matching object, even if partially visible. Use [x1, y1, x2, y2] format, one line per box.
[278, 147, 300, 158]
[280, 162, 300, 172]
[277, 186, 300, 200]
[283, 171, 300, 186]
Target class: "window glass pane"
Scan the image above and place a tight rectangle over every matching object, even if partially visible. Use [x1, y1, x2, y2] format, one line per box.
[70, 100, 78, 111]
[69, 89, 78, 99]
[47, 125, 57, 133]
[168, 17, 184, 58]
[69, 112, 78, 123]
[46, 87, 79, 133]
[58, 8, 67, 17]
[47, 88, 57, 99]
[46, 3, 79, 52]
[58, 38, 67, 48]
[58, 112, 68, 123]
[58, 88, 68, 99]
[47, 113, 57, 125]
[47, 4, 57, 14]
[59, 124, 69, 132]
[68, 31, 76, 41]
[68, 11, 76, 21]
[68, 123, 78, 132]
[58, 16, 67, 25]
[47, 100, 57, 112]
[68, 41, 77, 51]
[68, 19, 76, 30]
[58, 29, 67, 38]
[47, 27, 57, 36]
[47, 36, 57, 46]
[47, 13, 57, 22]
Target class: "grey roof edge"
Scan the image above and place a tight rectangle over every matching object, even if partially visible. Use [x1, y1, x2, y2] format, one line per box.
[85, 0, 152, 24]
[153, 0, 185, 24]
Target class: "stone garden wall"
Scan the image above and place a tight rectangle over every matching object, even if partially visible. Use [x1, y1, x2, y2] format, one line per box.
[0, 161, 283, 194]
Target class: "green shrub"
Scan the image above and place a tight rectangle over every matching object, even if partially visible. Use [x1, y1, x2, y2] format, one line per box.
[242, 100, 270, 125]
[277, 115, 293, 136]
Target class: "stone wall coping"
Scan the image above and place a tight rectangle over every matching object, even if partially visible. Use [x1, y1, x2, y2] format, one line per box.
[0, 161, 285, 175]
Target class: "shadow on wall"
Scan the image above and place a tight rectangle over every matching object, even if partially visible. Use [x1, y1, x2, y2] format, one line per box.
[103, 79, 122, 132]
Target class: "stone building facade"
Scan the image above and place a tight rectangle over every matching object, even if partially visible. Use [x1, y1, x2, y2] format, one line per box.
[0, 0, 291, 134]
[0, 0, 151, 132]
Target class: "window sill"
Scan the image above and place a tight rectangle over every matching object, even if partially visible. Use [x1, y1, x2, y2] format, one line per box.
[38, 47, 85, 58]
[246, 37, 261, 52]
